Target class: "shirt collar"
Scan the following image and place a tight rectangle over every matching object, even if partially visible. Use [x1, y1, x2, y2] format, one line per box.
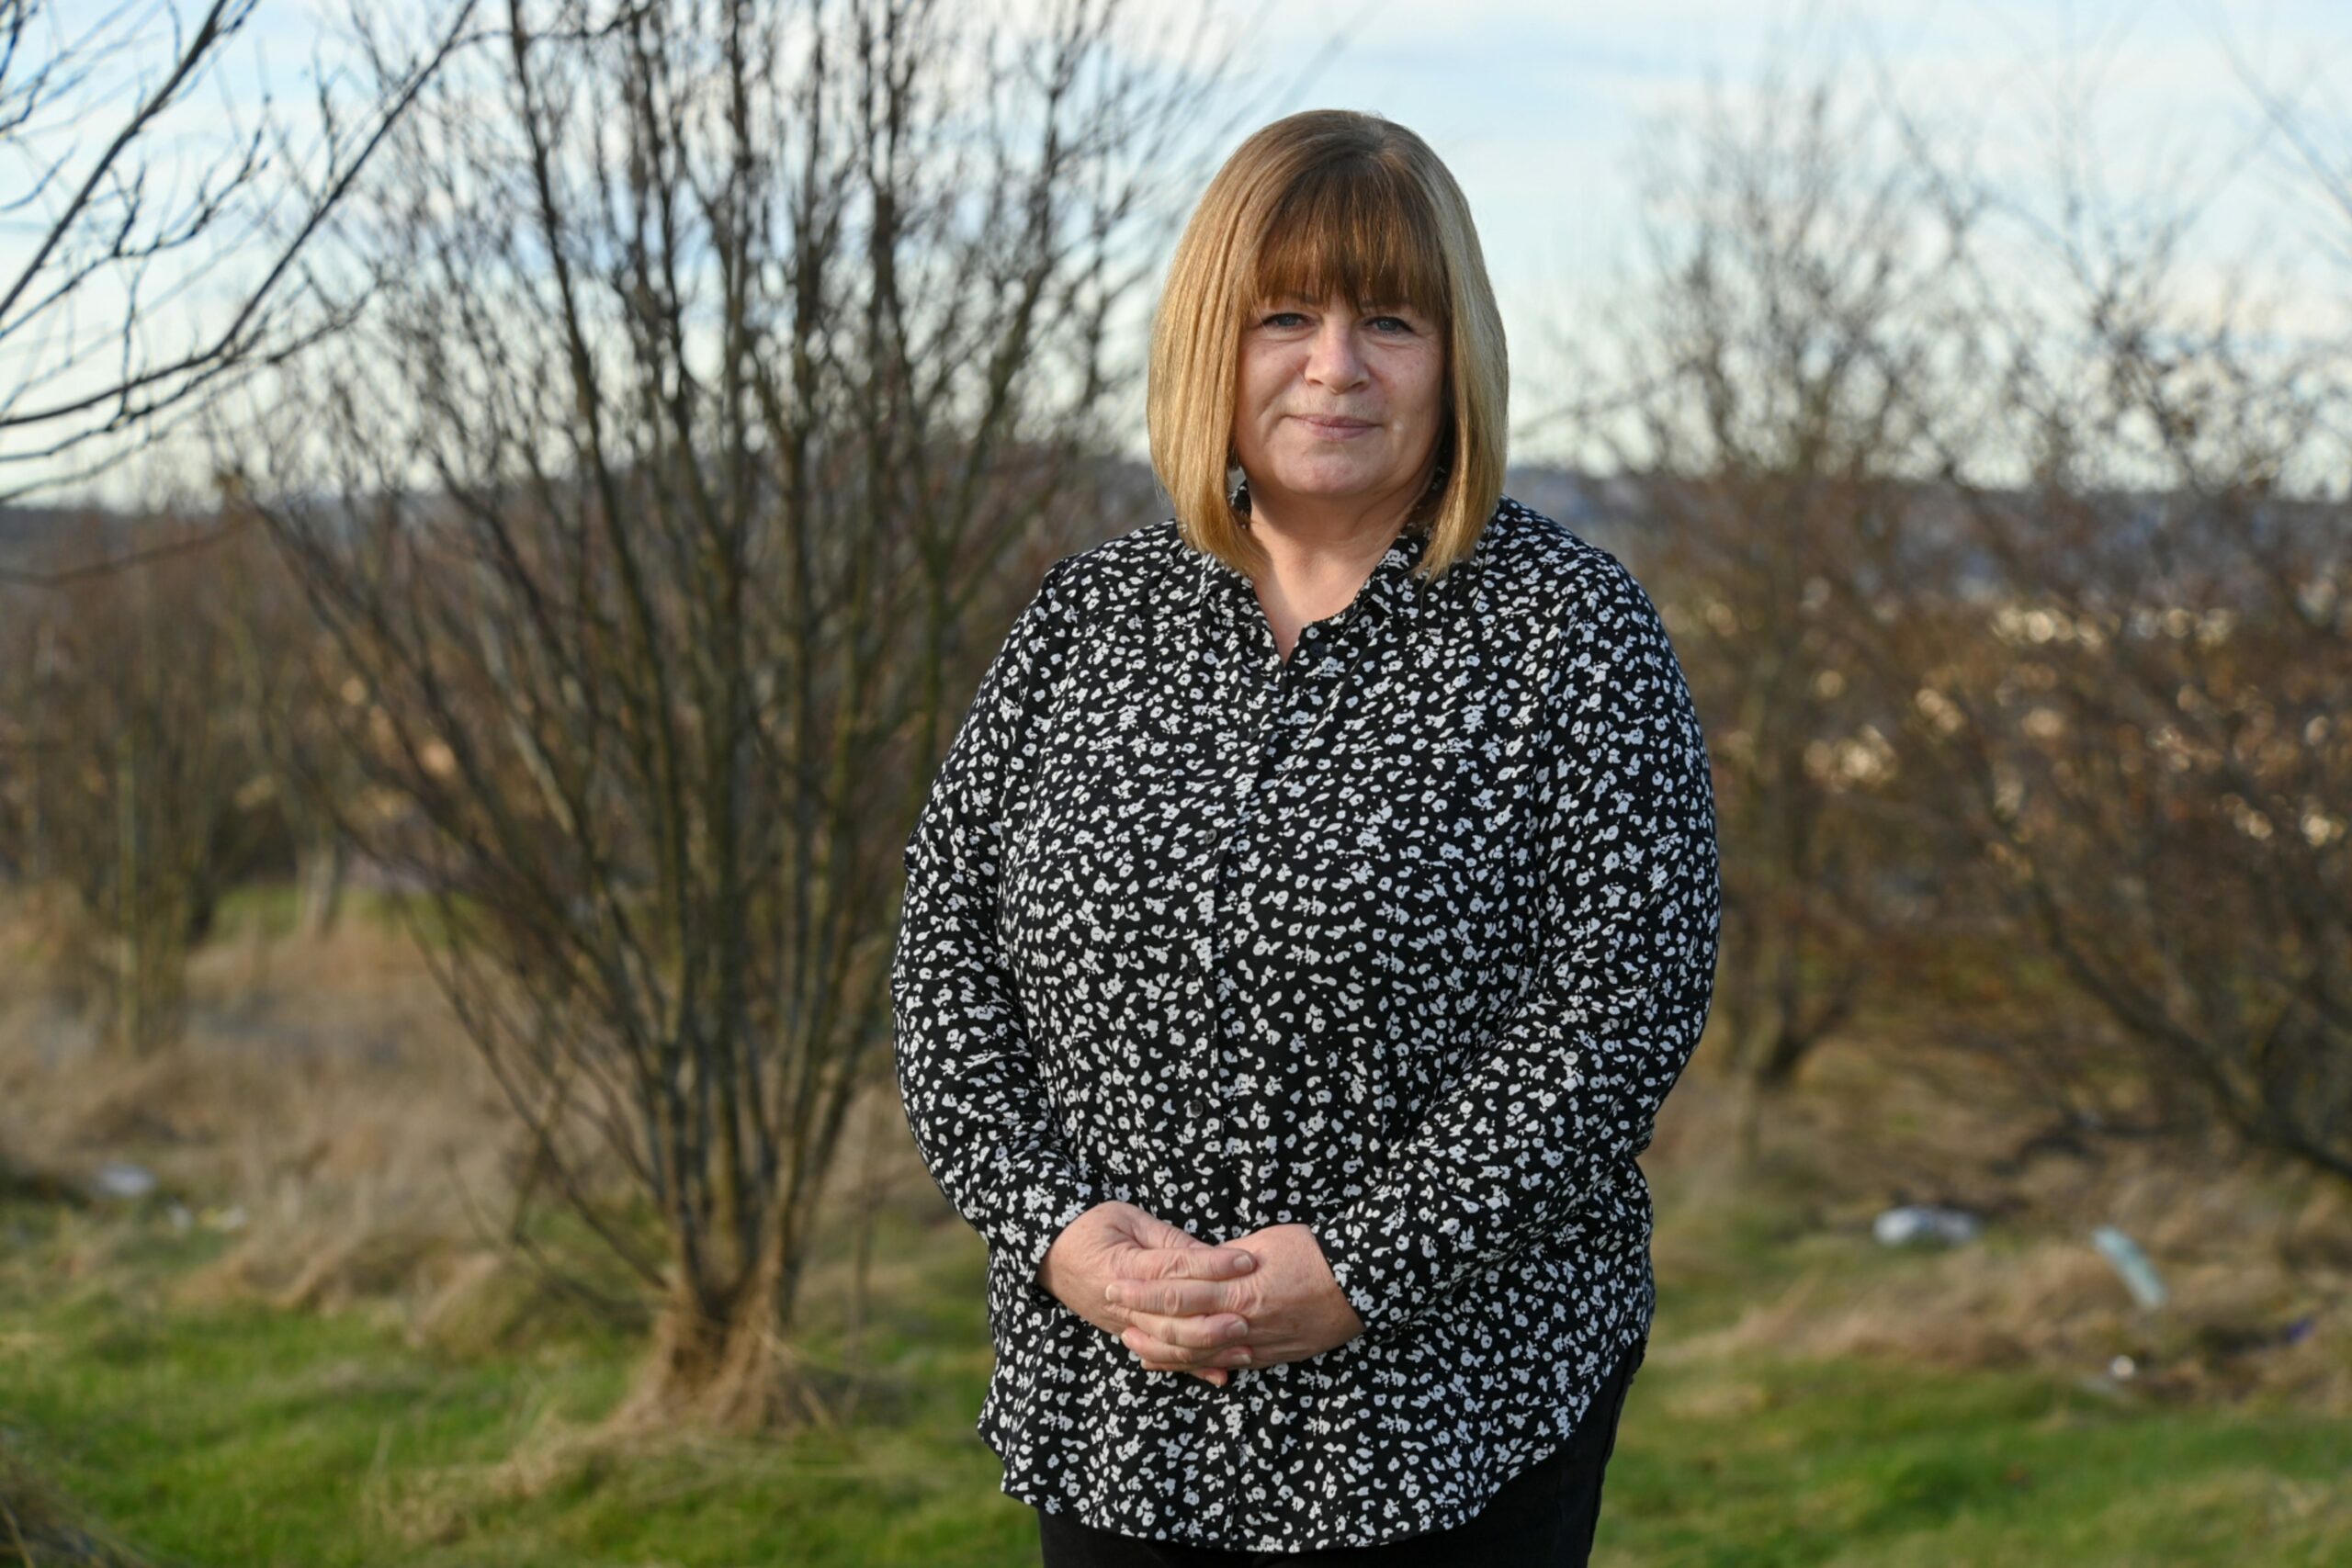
[1193, 519, 1430, 639]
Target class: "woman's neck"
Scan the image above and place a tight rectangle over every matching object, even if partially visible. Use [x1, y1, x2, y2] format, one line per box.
[1239, 489, 1416, 657]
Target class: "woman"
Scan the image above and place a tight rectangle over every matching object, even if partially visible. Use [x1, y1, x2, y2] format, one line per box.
[891, 108, 1720, 1564]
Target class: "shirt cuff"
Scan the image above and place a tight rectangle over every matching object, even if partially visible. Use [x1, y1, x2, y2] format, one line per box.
[1311, 1212, 1409, 1340]
[1006, 1168, 1105, 1292]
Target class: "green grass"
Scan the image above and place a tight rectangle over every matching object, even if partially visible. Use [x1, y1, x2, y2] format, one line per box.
[2, 1195, 2346, 1568]
[0, 1201, 1030, 1567]
[209, 882, 468, 949]
[1602, 1356, 2349, 1567]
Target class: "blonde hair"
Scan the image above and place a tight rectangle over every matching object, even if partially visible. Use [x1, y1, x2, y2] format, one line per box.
[1148, 109, 1509, 585]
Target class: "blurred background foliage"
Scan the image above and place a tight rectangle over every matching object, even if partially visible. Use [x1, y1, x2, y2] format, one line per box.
[1, 0, 2346, 1562]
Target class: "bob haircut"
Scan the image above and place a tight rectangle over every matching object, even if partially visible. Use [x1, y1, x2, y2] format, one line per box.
[1148, 109, 1509, 586]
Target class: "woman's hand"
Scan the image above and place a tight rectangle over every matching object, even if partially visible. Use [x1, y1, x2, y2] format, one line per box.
[1102, 1222, 1366, 1375]
[1037, 1201, 1261, 1386]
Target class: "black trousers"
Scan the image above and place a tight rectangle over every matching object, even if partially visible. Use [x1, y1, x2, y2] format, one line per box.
[1036, 1335, 1645, 1566]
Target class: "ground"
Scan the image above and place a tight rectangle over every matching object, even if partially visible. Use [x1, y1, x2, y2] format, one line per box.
[1, 888, 2346, 1566]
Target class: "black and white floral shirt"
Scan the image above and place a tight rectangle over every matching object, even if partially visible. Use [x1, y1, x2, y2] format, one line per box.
[890, 495, 1721, 1552]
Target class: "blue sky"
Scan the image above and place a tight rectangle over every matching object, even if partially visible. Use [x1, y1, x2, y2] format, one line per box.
[8, 0, 2347, 495]
[1099, 0, 2352, 466]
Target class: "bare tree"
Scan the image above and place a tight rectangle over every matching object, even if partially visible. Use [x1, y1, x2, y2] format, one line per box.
[1540, 61, 1980, 1162]
[208, 471, 365, 937]
[1710, 39, 2346, 1185]
[1543, 33, 2352, 1192]
[1872, 68, 2352, 1184]
[232, 0, 1225, 1428]
[0, 0, 480, 503]
[0, 506, 274, 1053]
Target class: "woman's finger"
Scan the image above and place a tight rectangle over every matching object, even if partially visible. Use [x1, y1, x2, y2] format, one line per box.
[1126, 1215, 1259, 1279]
[1107, 1275, 1242, 1320]
[1124, 1324, 1253, 1367]
[1119, 1305, 1249, 1351]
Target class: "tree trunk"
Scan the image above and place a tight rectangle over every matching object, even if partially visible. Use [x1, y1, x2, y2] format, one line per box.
[294, 830, 345, 938]
[608, 1248, 831, 1436]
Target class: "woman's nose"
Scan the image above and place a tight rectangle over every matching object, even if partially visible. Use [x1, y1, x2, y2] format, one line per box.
[1306, 317, 1368, 389]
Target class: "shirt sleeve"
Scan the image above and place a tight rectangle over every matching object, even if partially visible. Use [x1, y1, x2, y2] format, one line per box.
[890, 553, 1102, 1288]
[1312, 560, 1723, 1341]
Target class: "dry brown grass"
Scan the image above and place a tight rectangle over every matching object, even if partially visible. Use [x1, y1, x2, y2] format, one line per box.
[0, 1439, 152, 1567]
[5, 888, 2346, 1420]
[0, 894, 933, 1371]
[1647, 1034, 2352, 1413]
[0, 901, 527, 1341]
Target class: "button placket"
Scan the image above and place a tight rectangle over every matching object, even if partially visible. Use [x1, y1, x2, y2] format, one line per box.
[1195, 568, 1286, 1247]
[1193, 576, 1261, 1543]
[1183, 539, 1419, 1440]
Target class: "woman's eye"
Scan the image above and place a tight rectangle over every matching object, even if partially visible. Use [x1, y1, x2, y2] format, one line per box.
[1254, 308, 1418, 333]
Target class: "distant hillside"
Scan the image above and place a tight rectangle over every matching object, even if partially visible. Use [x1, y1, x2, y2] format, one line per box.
[0, 503, 133, 575]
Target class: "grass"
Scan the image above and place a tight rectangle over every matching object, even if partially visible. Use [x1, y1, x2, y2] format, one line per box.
[1, 1201, 1031, 1568]
[4, 1190, 2346, 1568]
[1604, 1356, 2348, 1567]
[4, 889, 2346, 1565]
[210, 883, 468, 951]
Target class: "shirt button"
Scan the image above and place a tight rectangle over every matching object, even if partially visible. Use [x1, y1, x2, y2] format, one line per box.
[1185, 1093, 1209, 1119]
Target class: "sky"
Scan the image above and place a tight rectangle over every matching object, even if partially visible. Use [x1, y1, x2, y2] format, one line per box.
[6, 0, 2348, 500]
[1150, 0, 2352, 462]
[1191, 0, 2347, 293]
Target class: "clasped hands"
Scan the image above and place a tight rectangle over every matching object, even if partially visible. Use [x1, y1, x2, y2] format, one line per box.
[1037, 1201, 1366, 1385]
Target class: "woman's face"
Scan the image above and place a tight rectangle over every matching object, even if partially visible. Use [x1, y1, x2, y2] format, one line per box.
[1231, 290, 1445, 523]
